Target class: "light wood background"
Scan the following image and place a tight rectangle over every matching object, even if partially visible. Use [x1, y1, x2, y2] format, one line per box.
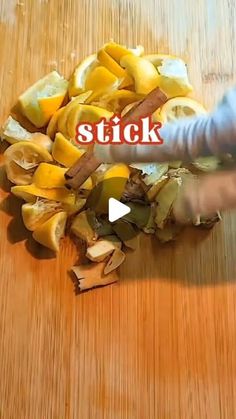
[1, 0, 236, 418]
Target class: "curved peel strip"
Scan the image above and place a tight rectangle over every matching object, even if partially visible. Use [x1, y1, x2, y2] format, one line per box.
[120, 55, 160, 94]
[11, 184, 76, 205]
[98, 49, 133, 88]
[68, 54, 98, 98]
[67, 104, 113, 140]
[58, 91, 93, 137]
[52, 132, 85, 167]
[46, 106, 66, 139]
[104, 248, 126, 275]
[85, 65, 119, 91]
[93, 89, 144, 113]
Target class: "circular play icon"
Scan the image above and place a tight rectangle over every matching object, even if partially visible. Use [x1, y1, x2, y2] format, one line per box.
[85, 177, 151, 241]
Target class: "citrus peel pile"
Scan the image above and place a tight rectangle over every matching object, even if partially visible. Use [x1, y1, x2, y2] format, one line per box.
[1, 41, 222, 291]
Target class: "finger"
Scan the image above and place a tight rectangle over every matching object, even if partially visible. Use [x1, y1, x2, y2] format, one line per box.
[174, 170, 236, 221]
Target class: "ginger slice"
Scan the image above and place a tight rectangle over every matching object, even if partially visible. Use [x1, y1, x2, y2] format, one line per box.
[72, 263, 119, 291]
[86, 237, 121, 263]
[104, 249, 126, 275]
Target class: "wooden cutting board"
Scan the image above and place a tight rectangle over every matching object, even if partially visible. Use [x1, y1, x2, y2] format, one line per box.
[1, 1, 236, 418]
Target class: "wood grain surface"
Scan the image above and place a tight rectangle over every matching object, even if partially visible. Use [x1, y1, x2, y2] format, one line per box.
[1, 1, 236, 418]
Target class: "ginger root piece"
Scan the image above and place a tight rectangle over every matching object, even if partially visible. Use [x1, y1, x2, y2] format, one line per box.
[86, 237, 122, 262]
[104, 249, 126, 275]
[72, 263, 119, 291]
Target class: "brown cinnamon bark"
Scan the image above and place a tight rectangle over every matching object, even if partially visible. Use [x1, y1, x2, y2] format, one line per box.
[65, 154, 101, 189]
[65, 148, 94, 179]
[122, 87, 167, 124]
[65, 87, 168, 190]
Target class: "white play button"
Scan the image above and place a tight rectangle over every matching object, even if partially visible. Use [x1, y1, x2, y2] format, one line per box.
[108, 198, 131, 223]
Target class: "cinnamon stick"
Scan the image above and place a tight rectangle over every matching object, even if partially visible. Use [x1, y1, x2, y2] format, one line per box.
[122, 87, 167, 124]
[65, 87, 168, 190]
[65, 153, 100, 190]
[65, 149, 93, 180]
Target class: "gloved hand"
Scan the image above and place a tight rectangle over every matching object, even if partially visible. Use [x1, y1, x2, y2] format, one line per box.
[94, 86, 236, 219]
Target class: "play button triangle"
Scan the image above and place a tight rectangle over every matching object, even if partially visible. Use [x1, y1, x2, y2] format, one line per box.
[108, 198, 131, 223]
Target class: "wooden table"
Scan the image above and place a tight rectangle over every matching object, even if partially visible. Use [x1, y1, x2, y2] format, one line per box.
[1, 1, 236, 417]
